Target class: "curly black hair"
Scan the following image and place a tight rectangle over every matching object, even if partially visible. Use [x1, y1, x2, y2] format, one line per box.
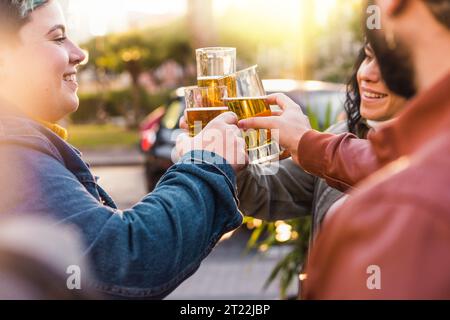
[344, 45, 370, 138]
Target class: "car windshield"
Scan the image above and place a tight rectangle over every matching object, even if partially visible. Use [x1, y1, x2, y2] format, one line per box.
[304, 91, 345, 122]
[161, 100, 183, 129]
[286, 90, 345, 127]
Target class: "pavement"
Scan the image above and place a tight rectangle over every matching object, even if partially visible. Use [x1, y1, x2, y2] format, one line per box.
[166, 231, 297, 300]
[88, 149, 298, 300]
[81, 147, 145, 167]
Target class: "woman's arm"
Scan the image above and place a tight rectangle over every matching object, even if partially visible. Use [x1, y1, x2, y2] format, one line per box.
[237, 158, 315, 221]
[0, 137, 242, 299]
[237, 94, 381, 192]
[297, 130, 381, 191]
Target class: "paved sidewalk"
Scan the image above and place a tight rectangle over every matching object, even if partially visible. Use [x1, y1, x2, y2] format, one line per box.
[81, 147, 145, 167]
[167, 231, 297, 300]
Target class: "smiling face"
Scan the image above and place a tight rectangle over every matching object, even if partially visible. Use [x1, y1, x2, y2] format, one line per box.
[357, 45, 407, 121]
[0, 1, 86, 122]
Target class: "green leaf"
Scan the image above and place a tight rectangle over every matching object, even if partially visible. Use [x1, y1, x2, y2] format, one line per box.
[246, 222, 267, 251]
[324, 101, 332, 131]
[306, 105, 320, 131]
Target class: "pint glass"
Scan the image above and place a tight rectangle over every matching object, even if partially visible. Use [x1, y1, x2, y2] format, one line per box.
[184, 86, 229, 137]
[223, 65, 283, 164]
[196, 47, 237, 97]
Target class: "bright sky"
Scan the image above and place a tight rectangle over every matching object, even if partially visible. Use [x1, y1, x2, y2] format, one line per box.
[64, 0, 340, 42]
[65, 0, 187, 41]
[68, 0, 187, 17]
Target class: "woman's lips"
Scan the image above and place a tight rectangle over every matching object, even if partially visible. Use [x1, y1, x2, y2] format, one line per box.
[361, 87, 388, 101]
[63, 74, 78, 91]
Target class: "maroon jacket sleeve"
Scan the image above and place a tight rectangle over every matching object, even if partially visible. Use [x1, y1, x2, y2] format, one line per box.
[296, 130, 381, 191]
[302, 198, 450, 299]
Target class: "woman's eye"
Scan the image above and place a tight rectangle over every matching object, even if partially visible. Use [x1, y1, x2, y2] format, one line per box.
[54, 37, 67, 44]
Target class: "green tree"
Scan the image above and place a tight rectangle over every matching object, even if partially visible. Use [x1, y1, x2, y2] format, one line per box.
[83, 32, 155, 127]
[82, 21, 195, 127]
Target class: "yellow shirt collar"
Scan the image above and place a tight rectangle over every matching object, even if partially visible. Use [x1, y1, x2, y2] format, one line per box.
[37, 120, 68, 141]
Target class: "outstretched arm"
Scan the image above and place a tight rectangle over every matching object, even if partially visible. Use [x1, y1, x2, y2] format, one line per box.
[237, 158, 315, 220]
[238, 93, 381, 192]
[297, 130, 380, 191]
[0, 138, 242, 299]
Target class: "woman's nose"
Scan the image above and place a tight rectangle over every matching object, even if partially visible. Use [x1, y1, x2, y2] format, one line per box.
[69, 43, 87, 66]
[360, 60, 381, 83]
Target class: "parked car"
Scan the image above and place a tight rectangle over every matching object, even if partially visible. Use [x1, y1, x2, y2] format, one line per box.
[139, 106, 166, 154]
[140, 80, 345, 192]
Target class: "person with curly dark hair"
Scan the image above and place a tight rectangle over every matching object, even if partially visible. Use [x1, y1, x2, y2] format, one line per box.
[235, 42, 406, 239]
[345, 44, 405, 138]
[238, 0, 450, 299]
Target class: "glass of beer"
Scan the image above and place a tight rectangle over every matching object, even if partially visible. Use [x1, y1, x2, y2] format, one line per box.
[196, 47, 237, 97]
[223, 65, 282, 164]
[184, 86, 229, 137]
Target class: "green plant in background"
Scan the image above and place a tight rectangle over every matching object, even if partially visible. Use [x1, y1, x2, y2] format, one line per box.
[72, 88, 171, 125]
[67, 124, 140, 150]
[244, 103, 334, 299]
[307, 100, 334, 132]
[81, 20, 195, 128]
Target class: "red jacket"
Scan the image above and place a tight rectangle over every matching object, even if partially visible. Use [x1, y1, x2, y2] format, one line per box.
[301, 73, 450, 299]
[297, 129, 379, 191]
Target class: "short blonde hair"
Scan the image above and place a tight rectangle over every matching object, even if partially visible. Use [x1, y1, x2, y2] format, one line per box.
[13, 0, 48, 18]
[0, 0, 49, 42]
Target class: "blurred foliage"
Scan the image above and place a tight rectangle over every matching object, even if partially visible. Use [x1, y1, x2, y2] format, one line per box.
[67, 124, 140, 149]
[313, 1, 364, 82]
[80, 21, 195, 127]
[72, 88, 171, 124]
[213, 0, 363, 81]
[307, 101, 334, 132]
[245, 104, 333, 299]
[82, 20, 195, 80]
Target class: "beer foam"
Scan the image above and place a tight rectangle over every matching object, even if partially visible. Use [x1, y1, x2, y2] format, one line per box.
[223, 96, 268, 101]
[198, 76, 223, 81]
[187, 107, 229, 112]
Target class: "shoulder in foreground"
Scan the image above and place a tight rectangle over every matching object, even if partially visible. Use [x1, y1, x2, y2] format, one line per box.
[0, 116, 61, 160]
[0, 115, 46, 139]
[342, 135, 450, 224]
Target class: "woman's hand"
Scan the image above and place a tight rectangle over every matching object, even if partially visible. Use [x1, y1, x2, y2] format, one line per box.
[179, 111, 189, 131]
[237, 93, 312, 164]
[176, 112, 248, 172]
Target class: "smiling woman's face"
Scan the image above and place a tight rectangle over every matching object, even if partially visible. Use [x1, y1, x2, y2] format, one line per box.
[0, 1, 86, 122]
[357, 45, 406, 121]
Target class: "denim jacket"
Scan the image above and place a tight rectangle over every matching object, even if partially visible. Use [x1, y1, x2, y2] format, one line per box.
[0, 114, 243, 299]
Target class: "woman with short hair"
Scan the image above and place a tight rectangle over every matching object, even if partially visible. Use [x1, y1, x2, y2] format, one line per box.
[0, 0, 245, 299]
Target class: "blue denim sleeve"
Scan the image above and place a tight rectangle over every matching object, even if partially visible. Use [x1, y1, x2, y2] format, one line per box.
[0, 138, 243, 299]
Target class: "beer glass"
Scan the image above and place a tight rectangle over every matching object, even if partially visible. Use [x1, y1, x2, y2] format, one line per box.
[184, 86, 229, 137]
[223, 65, 283, 164]
[196, 47, 237, 97]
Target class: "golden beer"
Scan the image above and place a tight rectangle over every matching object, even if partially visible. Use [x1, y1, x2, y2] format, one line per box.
[198, 75, 237, 98]
[224, 97, 272, 149]
[186, 106, 229, 137]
